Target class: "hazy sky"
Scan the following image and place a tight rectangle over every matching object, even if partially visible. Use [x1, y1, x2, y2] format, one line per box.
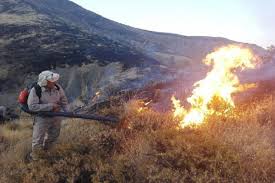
[70, 0, 274, 48]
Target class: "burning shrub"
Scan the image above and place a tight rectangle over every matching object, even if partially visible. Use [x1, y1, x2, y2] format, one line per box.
[0, 95, 274, 182]
[122, 99, 176, 131]
[172, 45, 260, 128]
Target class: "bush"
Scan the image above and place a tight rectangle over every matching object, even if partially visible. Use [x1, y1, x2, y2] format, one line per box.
[0, 97, 274, 182]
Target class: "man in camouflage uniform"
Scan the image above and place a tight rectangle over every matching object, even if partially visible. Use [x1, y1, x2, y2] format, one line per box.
[28, 70, 69, 160]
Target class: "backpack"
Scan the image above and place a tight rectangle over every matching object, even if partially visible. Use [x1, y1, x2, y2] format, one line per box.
[18, 82, 59, 113]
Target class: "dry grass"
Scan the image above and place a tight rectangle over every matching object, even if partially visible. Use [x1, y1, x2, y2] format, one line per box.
[0, 96, 274, 183]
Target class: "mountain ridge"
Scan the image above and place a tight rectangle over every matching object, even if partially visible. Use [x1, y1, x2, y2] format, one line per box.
[0, 0, 268, 110]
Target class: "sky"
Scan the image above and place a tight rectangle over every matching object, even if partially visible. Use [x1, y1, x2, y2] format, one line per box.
[70, 0, 275, 48]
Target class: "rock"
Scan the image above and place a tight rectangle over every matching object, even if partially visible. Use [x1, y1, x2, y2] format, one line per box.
[0, 106, 6, 122]
[0, 106, 19, 122]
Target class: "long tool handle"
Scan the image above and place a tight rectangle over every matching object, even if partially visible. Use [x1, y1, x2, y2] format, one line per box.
[38, 111, 119, 123]
[21, 105, 119, 123]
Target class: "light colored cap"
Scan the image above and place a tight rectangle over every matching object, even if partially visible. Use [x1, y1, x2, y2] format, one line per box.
[37, 70, 60, 87]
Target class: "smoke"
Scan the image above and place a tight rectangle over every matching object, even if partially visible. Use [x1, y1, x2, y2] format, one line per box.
[240, 55, 275, 83]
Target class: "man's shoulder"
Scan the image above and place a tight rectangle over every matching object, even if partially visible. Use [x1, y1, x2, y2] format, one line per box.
[29, 87, 37, 93]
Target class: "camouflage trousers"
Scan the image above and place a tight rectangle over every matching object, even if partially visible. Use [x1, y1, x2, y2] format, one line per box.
[32, 116, 62, 151]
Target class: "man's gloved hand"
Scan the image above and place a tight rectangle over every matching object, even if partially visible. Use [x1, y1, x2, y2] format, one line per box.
[52, 104, 61, 112]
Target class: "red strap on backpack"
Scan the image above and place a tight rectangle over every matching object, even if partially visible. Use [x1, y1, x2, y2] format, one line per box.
[18, 89, 29, 104]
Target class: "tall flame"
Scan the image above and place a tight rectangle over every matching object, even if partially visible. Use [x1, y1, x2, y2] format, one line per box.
[172, 45, 258, 128]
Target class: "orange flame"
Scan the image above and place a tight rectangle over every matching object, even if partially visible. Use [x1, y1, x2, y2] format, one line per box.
[172, 45, 258, 128]
[171, 96, 186, 118]
[137, 100, 152, 113]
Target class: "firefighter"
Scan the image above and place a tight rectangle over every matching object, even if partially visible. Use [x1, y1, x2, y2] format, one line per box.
[27, 70, 69, 160]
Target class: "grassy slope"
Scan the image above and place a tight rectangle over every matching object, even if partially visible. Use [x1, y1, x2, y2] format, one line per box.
[0, 95, 274, 183]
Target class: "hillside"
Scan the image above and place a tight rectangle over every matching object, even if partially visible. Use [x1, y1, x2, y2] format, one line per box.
[1, 1, 275, 182]
[0, 0, 157, 90]
[0, 0, 268, 111]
